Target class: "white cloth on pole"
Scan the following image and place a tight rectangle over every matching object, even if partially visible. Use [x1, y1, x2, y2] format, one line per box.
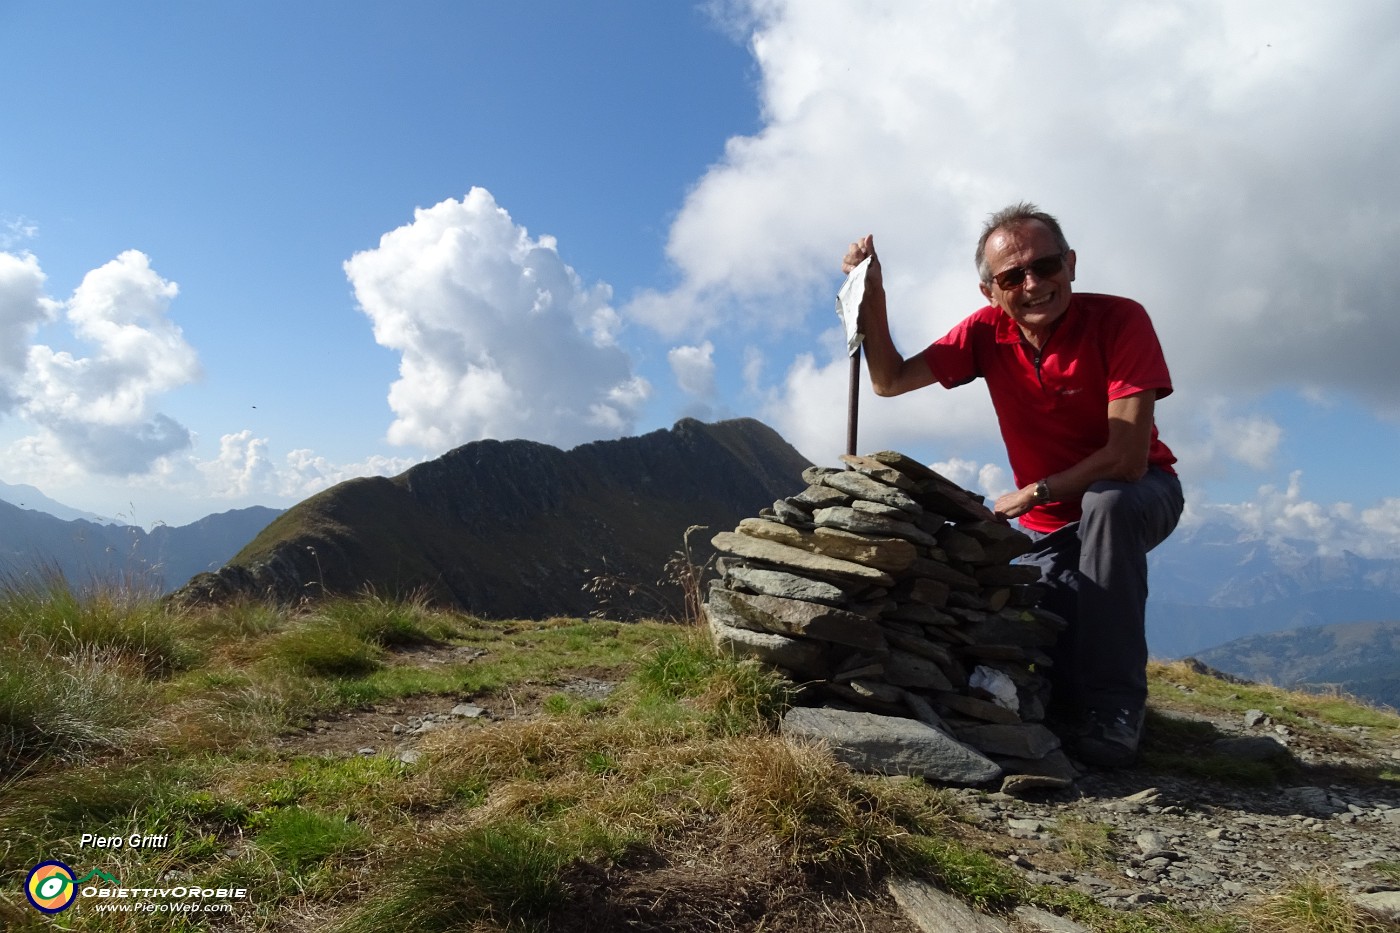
[835, 257, 869, 358]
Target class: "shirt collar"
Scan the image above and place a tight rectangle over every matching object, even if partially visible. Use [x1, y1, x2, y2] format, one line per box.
[992, 294, 1079, 345]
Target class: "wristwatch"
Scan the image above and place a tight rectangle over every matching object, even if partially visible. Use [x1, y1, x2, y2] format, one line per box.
[1034, 478, 1052, 503]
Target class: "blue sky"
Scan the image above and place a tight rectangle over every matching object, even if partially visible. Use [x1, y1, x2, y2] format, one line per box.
[3, 1, 1399, 560]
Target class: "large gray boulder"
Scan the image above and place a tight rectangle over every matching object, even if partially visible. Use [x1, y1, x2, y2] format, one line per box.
[781, 707, 1002, 785]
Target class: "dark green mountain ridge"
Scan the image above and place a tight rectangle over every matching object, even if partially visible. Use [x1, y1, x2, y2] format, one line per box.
[174, 417, 812, 618]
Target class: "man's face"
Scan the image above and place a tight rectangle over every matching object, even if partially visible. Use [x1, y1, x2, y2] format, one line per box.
[979, 220, 1076, 339]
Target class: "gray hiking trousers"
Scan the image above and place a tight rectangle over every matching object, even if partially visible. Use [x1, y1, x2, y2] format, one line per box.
[1018, 467, 1184, 715]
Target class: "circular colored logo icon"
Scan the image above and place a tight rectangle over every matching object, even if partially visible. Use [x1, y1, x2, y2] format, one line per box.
[26, 861, 78, 913]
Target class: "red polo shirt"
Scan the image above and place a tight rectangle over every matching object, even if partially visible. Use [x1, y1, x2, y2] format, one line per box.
[921, 293, 1176, 532]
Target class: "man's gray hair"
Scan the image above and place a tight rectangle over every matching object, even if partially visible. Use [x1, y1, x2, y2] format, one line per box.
[975, 202, 1071, 283]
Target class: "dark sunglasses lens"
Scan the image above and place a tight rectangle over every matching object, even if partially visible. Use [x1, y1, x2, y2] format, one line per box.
[994, 268, 1027, 289]
[994, 254, 1063, 289]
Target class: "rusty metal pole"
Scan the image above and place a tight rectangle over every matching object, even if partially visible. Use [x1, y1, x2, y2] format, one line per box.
[836, 254, 868, 460]
[846, 349, 860, 457]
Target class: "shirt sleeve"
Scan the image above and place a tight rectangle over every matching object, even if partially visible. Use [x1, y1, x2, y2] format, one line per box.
[1105, 300, 1173, 401]
[922, 312, 988, 389]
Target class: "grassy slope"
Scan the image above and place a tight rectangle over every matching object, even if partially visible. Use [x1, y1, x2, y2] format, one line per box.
[3, 584, 1398, 932]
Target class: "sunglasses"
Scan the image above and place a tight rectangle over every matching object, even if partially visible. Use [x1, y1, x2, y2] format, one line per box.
[990, 253, 1066, 290]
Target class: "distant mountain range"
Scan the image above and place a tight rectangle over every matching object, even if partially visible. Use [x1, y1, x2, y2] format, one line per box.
[0, 499, 282, 594]
[1146, 521, 1400, 659]
[1194, 619, 1400, 710]
[0, 480, 125, 525]
[1144, 518, 1400, 709]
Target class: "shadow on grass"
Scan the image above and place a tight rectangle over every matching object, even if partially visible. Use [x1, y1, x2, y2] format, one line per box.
[1141, 709, 1297, 787]
[1143, 706, 1400, 800]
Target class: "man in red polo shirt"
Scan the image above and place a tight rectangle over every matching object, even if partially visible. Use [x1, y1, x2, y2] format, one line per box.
[841, 203, 1184, 767]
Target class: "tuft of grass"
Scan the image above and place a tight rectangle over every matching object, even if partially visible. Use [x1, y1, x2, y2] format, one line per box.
[0, 569, 195, 676]
[699, 653, 793, 736]
[721, 737, 959, 877]
[261, 593, 474, 682]
[1049, 815, 1116, 869]
[252, 806, 369, 871]
[171, 668, 332, 752]
[0, 570, 196, 769]
[1031, 887, 1246, 933]
[191, 598, 286, 637]
[910, 835, 1028, 913]
[1243, 877, 1393, 933]
[0, 646, 155, 769]
[1375, 861, 1400, 883]
[335, 819, 624, 933]
[542, 692, 609, 718]
[628, 633, 792, 735]
[722, 736, 899, 872]
[0, 759, 209, 877]
[235, 754, 412, 815]
[268, 626, 382, 677]
[161, 787, 253, 828]
[628, 636, 719, 699]
[312, 593, 452, 648]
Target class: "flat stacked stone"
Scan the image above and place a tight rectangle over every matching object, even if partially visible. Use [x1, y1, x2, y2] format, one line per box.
[707, 450, 1072, 787]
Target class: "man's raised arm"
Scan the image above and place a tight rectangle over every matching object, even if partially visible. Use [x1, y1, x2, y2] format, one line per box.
[842, 235, 938, 397]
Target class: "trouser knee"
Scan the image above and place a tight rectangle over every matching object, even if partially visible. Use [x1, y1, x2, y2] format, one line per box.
[1080, 480, 1133, 525]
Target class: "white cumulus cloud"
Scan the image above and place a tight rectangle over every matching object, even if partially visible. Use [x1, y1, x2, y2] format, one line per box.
[197, 430, 421, 501]
[669, 341, 716, 398]
[1156, 396, 1285, 482]
[1182, 470, 1400, 560]
[4, 249, 199, 475]
[0, 251, 58, 408]
[1205, 471, 1400, 557]
[345, 188, 648, 452]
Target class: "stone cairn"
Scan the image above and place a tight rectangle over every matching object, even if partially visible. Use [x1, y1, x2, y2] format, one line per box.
[704, 451, 1076, 790]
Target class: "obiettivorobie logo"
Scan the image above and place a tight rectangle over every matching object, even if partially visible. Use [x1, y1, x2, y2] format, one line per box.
[25, 861, 120, 914]
[23, 858, 249, 916]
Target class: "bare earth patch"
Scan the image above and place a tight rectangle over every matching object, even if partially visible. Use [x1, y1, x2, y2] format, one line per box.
[270, 642, 623, 759]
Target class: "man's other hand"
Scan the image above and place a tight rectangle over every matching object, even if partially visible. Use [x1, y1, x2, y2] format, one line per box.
[993, 484, 1038, 521]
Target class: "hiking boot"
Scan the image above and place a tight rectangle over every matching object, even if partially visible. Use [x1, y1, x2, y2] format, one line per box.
[1074, 706, 1144, 768]
[1044, 706, 1092, 744]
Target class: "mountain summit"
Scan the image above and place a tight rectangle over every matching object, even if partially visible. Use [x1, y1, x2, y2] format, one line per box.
[173, 418, 812, 618]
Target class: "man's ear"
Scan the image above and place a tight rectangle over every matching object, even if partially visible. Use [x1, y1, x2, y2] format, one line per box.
[979, 281, 993, 303]
[1066, 249, 1077, 283]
